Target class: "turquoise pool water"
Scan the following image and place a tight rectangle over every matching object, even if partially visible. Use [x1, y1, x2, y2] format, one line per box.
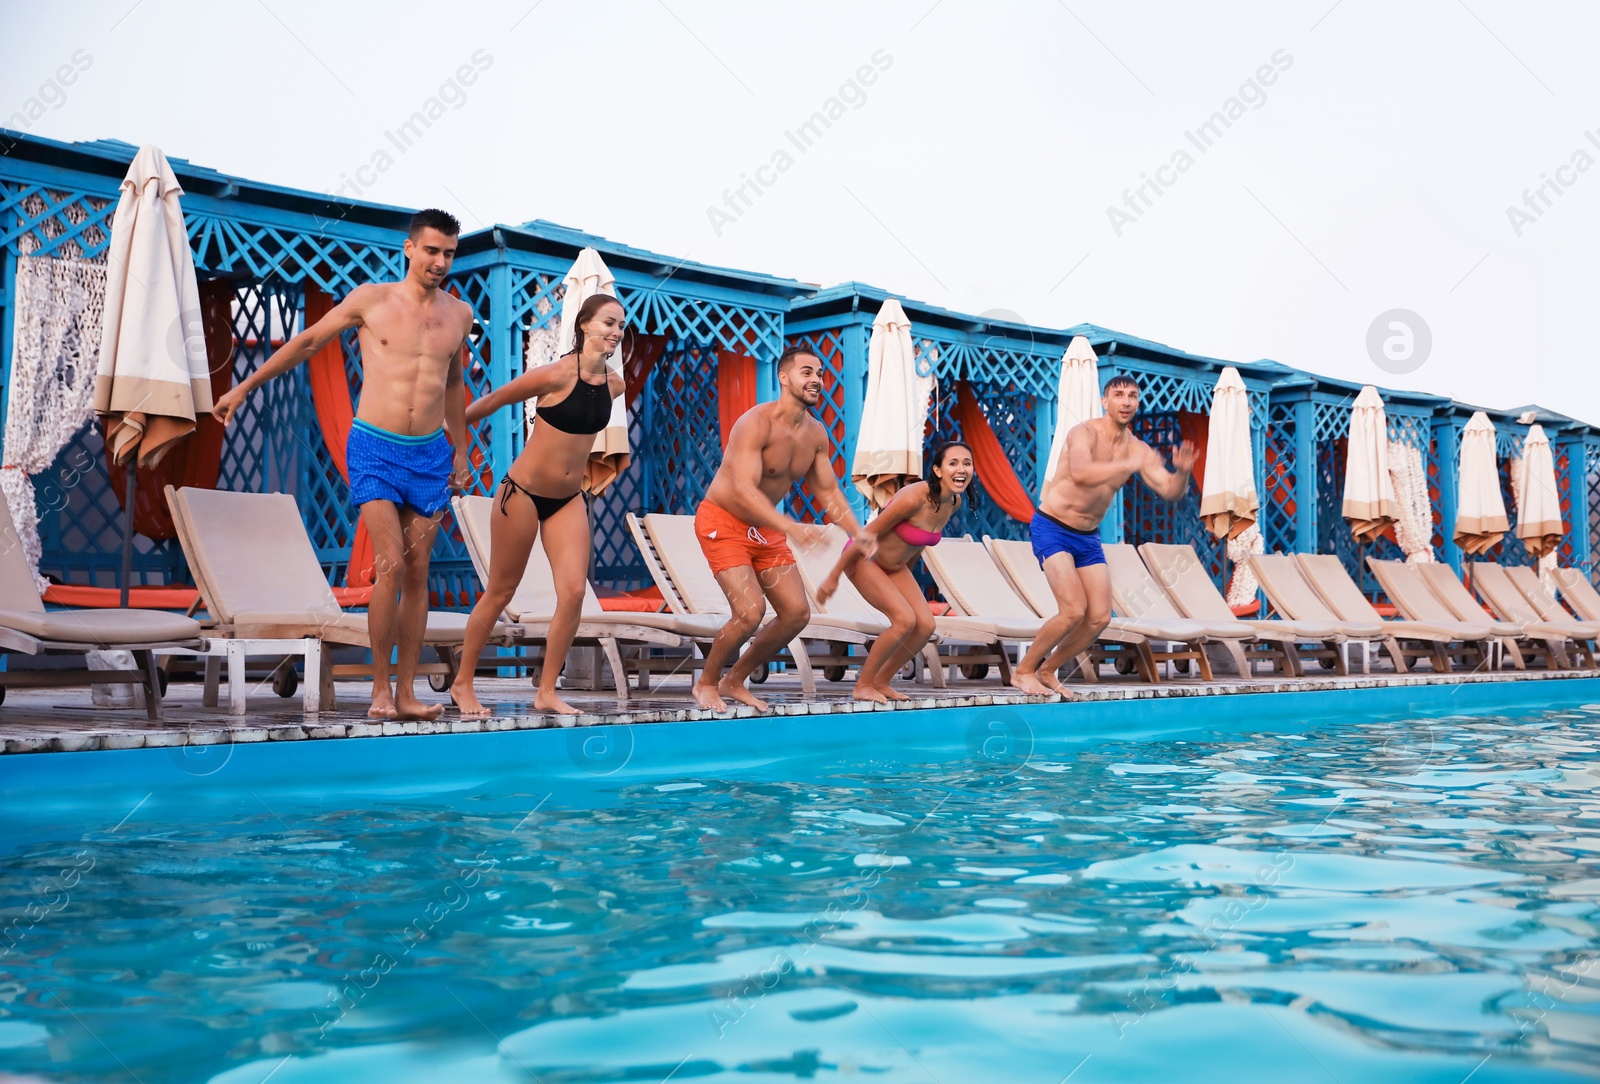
[2, 686, 1600, 1082]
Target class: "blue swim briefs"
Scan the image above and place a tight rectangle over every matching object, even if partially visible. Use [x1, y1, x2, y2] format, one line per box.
[347, 419, 453, 517]
[1030, 510, 1106, 569]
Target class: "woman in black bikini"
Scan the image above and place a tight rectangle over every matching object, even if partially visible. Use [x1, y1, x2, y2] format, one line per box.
[451, 293, 626, 716]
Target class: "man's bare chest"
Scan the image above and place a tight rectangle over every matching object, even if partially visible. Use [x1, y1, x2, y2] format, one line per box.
[361, 303, 462, 362]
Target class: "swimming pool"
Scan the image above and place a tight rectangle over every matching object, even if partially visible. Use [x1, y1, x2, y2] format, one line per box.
[3, 680, 1599, 1082]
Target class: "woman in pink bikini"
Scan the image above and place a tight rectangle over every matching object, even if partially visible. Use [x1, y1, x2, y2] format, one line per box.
[816, 441, 975, 703]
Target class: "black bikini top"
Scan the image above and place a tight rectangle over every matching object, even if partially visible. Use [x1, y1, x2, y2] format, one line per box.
[535, 357, 611, 435]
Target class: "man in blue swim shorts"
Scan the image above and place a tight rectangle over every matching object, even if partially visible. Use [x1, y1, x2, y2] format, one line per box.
[1014, 375, 1195, 697]
[214, 209, 473, 722]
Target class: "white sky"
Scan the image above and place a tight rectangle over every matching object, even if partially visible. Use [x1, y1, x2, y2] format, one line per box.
[5, 0, 1597, 422]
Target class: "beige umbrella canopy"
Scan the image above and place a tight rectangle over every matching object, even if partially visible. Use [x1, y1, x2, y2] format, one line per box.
[1453, 411, 1509, 555]
[1040, 335, 1102, 497]
[544, 248, 629, 495]
[852, 298, 932, 510]
[1342, 386, 1398, 544]
[1513, 422, 1563, 558]
[1199, 366, 1257, 540]
[94, 144, 212, 467]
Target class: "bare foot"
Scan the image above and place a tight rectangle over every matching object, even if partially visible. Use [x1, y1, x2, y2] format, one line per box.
[368, 685, 398, 720]
[533, 688, 582, 716]
[450, 680, 492, 718]
[880, 685, 910, 701]
[852, 684, 889, 704]
[1009, 671, 1052, 697]
[1040, 672, 1071, 697]
[718, 677, 770, 713]
[692, 682, 729, 713]
[393, 692, 445, 721]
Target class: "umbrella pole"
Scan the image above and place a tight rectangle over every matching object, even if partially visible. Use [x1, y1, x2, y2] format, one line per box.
[120, 458, 136, 609]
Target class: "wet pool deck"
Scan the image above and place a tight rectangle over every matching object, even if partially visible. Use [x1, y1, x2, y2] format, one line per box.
[2, 664, 1596, 755]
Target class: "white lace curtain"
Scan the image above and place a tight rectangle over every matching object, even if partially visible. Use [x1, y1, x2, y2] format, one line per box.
[2, 254, 107, 591]
[1224, 521, 1264, 607]
[1387, 438, 1435, 564]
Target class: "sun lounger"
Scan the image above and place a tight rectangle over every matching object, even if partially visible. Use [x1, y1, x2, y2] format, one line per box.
[1552, 568, 1600, 624]
[1101, 542, 1300, 677]
[1138, 542, 1350, 675]
[626, 513, 876, 695]
[1503, 564, 1600, 634]
[985, 536, 1216, 681]
[1253, 554, 1454, 674]
[1473, 561, 1599, 669]
[1294, 553, 1498, 673]
[0, 495, 204, 719]
[1399, 560, 1570, 671]
[453, 495, 724, 698]
[167, 486, 500, 713]
[1465, 559, 1593, 671]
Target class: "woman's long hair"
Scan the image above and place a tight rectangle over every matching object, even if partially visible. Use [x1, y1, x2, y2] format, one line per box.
[567, 292, 622, 359]
[925, 441, 972, 509]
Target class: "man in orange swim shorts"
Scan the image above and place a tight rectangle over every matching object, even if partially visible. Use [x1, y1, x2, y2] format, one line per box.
[692, 347, 875, 714]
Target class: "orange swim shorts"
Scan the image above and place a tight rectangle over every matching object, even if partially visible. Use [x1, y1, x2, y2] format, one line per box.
[695, 500, 796, 576]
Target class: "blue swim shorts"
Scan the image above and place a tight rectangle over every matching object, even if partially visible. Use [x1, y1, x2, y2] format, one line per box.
[347, 419, 453, 517]
[1030, 510, 1107, 569]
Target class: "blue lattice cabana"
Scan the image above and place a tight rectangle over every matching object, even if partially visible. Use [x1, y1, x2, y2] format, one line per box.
[0, 131, 415, 596]
[1427, 402, 1596, 582]
[452, 220, 808, 590]
[1260, 365, 1450, 590]
[785, 283, 1072, 544]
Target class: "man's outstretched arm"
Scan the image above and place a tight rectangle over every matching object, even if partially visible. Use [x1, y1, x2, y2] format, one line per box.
[1138, 439, 1196, 502]
[213, 285, 369, 425]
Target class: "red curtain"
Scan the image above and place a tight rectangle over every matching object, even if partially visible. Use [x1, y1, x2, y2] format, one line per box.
[1175, 410, 1208, 497]
[624, 332, 667, 407]
[953, 381, 1034, 523]
[106, 278, 236, 539]
[303, 286, 379, 589]
[717, 350, 759, 450]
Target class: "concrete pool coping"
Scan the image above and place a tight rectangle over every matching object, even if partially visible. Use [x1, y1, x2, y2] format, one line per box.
[2, 671, 1598, 803]
[1, 667, 1598, 757]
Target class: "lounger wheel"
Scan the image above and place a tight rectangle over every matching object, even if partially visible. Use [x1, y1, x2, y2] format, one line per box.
[1114, 655, 1136, 675]
[823, 641, 849, 682]
[0, 685, 6, 706]
[428, 673, 452, 692]
[959, 661, 989, 680]
[1173, 658, 1190, 674]
[749, 661, 769, 684]
[272, 664, 298, 698]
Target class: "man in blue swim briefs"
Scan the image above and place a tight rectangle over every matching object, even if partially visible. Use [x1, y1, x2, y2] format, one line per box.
[213, 209, 473, 721]
[1013, 374, 1195, 697]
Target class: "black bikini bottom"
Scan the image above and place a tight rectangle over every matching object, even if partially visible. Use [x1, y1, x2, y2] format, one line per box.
[499, 476, 582, 521]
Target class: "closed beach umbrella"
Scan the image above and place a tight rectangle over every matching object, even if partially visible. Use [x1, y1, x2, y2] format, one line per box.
[1513, 423, 1563, 558]
[1342, 386, 1398, 544]
[548, 247, 629, 495]
[1453, 411, 1508, 555]
[852, 298, 932, 510]
[94, 145, 212, 605]
[95, 145, 212, 466]
[1040, 335, 1102, 495]
[1198, 366, 1257, 540]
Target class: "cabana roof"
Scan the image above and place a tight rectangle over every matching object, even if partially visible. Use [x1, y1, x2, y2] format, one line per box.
[464, 219, 811, 301]
[1254, 357, 1452, 413]
[790, 281, 1078, 348]
[0, 129, 418, 233]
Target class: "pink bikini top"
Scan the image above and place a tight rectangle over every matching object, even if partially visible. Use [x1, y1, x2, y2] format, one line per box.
[893, 520, 943, 548]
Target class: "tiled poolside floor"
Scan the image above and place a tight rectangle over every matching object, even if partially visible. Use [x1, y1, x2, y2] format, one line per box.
[2, 662, 1596, 754]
